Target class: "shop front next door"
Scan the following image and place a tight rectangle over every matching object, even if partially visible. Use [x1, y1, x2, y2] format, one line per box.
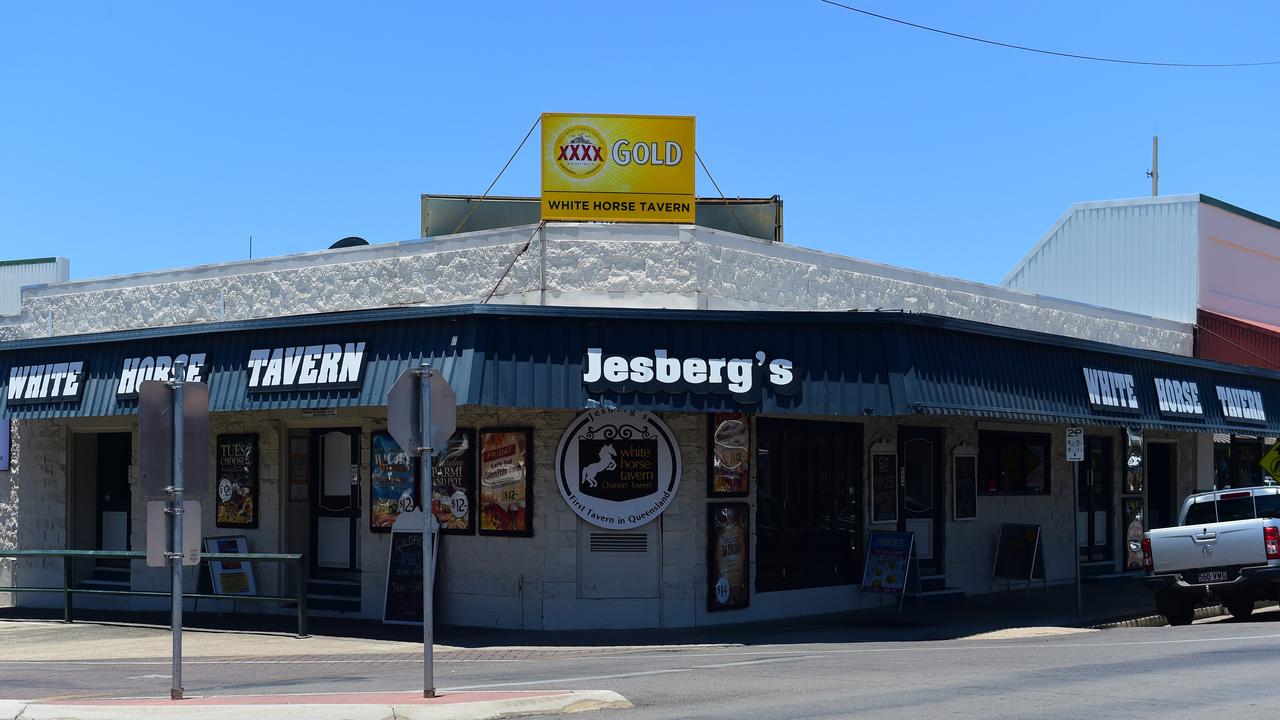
[311, 428, 361, 574]
[1078, 436, 1113, 562]
[898, 426, 944, 575]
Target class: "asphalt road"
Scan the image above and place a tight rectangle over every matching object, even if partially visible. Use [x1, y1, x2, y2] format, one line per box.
[2, 608, 1278, 719]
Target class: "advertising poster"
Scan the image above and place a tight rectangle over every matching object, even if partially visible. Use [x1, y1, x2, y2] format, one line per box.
[479, 429, 532, 536]
[431, 429, 477, 535]
[1125, 427, 1144, 494]
[1124, 498, 1145, 570]
[215, 434, 258, 529]
[709, 413, 750, 497]
[871, 452, 898, 524]
[861, 531, 914, 594]
[707, 503, 750, 611]
[203, 536, 257, 596]
[288, 436, 308, 502]
[541, 113, 696, 223]
[371, 431, 417, 532]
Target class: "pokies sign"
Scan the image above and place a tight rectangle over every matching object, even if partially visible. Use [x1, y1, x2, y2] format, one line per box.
[541, 113, 695, 223]
[555, 409, 681, 530]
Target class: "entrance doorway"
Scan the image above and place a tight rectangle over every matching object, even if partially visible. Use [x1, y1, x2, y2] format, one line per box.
[95, 433, 133, 551]
[755, 419, 862, 592]
[1146, 443, 1177, 530]
[310, 428, 361, 575]
[898, 427, 944, 574]
[1078, 436, 1114, 562]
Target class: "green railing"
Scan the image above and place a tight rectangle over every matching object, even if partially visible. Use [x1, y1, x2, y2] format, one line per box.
[0, 549, 309, 637]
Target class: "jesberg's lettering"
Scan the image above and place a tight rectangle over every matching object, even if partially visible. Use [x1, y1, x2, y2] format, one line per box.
[583, 348, 794, 395]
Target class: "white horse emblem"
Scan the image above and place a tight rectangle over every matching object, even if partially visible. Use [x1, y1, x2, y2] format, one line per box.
[582, 444, 617, 489]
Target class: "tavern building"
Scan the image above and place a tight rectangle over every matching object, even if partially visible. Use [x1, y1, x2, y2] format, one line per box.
[2, 197, 1279, 630]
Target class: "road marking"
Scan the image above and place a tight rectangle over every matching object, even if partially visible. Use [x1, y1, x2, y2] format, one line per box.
[440, 656, 799, 691]
[123, 674, 171, 680]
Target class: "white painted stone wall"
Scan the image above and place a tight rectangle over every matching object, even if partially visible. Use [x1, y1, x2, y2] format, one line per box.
[0, 224, 1191, 355]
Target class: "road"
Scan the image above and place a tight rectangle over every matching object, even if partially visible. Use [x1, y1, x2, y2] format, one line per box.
[1, 608, 1277, 719]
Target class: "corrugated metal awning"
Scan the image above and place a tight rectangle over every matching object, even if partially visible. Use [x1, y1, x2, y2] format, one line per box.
[2, 304, 1279, 435]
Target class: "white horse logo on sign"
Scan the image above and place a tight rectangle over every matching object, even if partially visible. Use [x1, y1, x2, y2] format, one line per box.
[581, 444, 617, 489]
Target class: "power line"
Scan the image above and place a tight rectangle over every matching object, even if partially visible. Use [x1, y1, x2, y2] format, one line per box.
[450, 115, 542, 235]
[819, 0, 1280, 68]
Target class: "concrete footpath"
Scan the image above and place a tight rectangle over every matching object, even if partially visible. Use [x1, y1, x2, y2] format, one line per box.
[0, 690, 633, 720]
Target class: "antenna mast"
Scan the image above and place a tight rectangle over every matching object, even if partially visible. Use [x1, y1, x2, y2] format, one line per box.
[1148, 135, 1159, 196]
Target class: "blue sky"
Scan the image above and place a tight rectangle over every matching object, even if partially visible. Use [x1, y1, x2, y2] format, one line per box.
[3, 1, 1278, 284]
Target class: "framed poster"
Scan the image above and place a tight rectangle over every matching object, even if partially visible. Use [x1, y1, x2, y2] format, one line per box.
[870, 450, 898, 524]
[1124, 427, 1144, 494]
[478, 429, 532, 536]
[861, 531, 915, 594]
[953, 450, 978, 521]
[430, 429, 477, 535]
[371, 431, 418, 532]
[707, 502, 750, 611]
[203, 535, 257, 596]
[215, 434, 259, 529]
[1123, 498, 1145, 571]
[708, 413, 750, 497]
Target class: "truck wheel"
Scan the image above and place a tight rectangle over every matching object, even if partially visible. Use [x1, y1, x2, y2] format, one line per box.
[1225, 599, 1255, 619]
[1157, 594, 1195, 626]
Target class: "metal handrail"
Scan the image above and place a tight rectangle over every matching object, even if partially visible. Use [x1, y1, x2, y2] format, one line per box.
[0, 549, 309, 637]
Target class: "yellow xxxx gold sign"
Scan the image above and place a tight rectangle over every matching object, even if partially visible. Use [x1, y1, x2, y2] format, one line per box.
[541, 113, 695, 223]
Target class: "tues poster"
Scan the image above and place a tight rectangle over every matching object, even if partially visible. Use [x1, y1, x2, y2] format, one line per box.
[216, 434, 258, 529]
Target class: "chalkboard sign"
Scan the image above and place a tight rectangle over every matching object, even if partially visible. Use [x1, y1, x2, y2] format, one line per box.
[382, 511, 439, 625]
[992, 523, 1045, 583]
[953, 453, 977, 521]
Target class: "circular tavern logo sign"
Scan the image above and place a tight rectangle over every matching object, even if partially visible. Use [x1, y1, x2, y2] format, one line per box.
[555, 409, 682, 530]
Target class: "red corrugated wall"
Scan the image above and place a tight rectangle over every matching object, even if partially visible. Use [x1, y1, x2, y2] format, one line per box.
[1196, 308, 1280, 371]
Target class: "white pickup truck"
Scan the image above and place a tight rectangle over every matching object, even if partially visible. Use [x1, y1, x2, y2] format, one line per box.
[1142, 486, 1280, 625]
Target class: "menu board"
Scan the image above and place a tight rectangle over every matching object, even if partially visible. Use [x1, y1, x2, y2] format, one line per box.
[953, 453, 977, 521]
[861, 531, 914, 594]
[993, 523, 1045, 581]
[370, 431, 417, 532]
[707, 502, 750, 611]
[215, 434, 258, 529]
[431, 429, 476, 535]
[203, 536, 257, 596]
[871, 452, 898, 524]
[383, 511, 440, 625]
[709, 413, 750, 497]
[479, 429, 532, 536]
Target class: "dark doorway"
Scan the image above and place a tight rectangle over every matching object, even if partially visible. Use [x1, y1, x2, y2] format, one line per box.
[96, 433, 132, 551]
[1078, 436, 1114, 561]
[755, 419, 862, 592]
[310, 428, 361, 576]
[1146, 443, 1177, 530]
[898, 426, 945, 575]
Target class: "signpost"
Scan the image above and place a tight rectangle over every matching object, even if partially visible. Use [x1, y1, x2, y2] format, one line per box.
[387, 364, 457, 699]
[1066, 426, 1084, 617]
[138, 361, 209, 701]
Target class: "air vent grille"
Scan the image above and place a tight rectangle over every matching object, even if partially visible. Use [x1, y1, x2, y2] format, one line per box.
[589, 533, 648, 553]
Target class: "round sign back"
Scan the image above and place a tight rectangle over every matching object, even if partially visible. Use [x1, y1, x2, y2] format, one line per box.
[555, 409, 682, 529]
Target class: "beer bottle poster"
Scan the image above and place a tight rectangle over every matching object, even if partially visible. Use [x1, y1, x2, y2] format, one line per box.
[370, 431, 417, 532]
[431, 429, 477, 535]
[709, 413, 750, 497]
[707, 502, 750, 611]
[479, 429, 532, 536]
[215, 434, 259, 529]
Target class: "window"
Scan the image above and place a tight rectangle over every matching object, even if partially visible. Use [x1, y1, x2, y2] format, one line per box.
[1184, 500, 1217, 526]
[1256, 494, 1280, 519]
[755, 419, 862, 592]
[979, 431, 1052, 495]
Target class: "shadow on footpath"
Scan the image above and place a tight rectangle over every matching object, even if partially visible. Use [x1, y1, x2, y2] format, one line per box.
[0, 577, 1163, 650]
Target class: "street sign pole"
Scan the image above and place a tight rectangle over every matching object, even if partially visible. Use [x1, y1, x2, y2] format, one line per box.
[1066, 426, 1084, 618]
[170, 360, 186, 701]
[418, 363, 435, 699]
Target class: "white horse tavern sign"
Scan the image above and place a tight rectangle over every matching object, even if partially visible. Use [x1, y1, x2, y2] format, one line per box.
[555, 409, 682, 529]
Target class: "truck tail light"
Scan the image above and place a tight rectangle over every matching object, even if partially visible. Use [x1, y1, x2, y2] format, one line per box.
[1141, 538, 1154, 571]
[1265, 526, 1280, 560]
